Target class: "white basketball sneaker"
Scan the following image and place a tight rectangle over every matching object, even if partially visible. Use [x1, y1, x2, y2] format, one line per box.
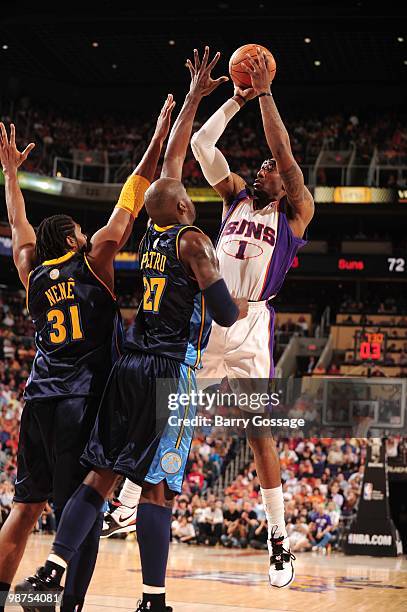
[101, 498, 138, 538]
[267, 528, 296, 588]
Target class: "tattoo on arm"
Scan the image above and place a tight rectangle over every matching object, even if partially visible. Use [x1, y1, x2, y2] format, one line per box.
[279, 163, 305, 209]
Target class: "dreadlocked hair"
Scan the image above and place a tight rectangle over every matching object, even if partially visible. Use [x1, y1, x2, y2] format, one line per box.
[35, 214, 76, 264]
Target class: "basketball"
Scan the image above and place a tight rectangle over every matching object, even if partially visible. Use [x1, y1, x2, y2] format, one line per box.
[229, 43, 276, 88]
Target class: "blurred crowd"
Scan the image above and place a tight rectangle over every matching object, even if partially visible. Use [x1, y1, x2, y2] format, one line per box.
[339, 295, 407, 314]
[2, 100, 406, 186]
[1, 286, 405, 552]
[171, 436, 402, 553]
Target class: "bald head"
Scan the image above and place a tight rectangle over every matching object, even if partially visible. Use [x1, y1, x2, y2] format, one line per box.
[144, 177, 196, 226]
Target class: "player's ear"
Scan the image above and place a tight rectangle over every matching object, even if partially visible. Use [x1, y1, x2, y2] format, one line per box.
[177, 199, 188, 214]
[66, 234, 77, 250]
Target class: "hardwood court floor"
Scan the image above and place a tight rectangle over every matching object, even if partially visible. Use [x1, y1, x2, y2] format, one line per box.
[10, 534, 407, 612]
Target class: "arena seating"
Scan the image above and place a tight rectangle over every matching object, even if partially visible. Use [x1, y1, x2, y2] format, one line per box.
[2, 102, 406, 187]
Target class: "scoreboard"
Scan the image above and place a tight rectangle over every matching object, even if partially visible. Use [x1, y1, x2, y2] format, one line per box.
[289, 255, 407, 277]
[354, 330, 387, 362]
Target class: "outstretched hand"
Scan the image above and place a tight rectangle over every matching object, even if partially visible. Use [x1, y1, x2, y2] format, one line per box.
[0, 123, 35, 175]
[153, 94, 176, 144]
[186, 46, 229, 98]
[242, 47, 271, 95]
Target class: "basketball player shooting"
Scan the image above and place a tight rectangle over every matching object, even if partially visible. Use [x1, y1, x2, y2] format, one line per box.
[190, 47, 315, 587]
[0, 95, 175, 612]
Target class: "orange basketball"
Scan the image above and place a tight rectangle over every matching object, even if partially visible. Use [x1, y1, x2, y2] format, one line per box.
[229, 43, 276, 89]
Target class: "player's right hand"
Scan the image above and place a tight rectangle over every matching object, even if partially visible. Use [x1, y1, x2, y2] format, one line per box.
[0, 123, 35, 175]
[234, 297, 249, 320]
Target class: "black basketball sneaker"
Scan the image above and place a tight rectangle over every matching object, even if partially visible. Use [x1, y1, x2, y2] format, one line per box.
[14, 566, 62, 612]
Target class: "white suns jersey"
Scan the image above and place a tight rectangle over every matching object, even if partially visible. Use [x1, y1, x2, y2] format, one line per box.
[216, 190, 306, 302]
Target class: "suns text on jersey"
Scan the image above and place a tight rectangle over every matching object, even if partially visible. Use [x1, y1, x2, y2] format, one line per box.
[222, 219, 275, 246]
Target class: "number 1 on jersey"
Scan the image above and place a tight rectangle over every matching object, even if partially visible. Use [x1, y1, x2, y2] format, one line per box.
[235, 240, 248, 260]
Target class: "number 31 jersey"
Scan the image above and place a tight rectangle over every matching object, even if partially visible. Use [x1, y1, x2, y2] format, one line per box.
[216, 189, 307, 301]
[25, 251, 121, 400]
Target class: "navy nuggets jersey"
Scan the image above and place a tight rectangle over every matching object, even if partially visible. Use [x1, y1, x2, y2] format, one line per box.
[25, 251, 121, 400]
[125, 223, 212, 368]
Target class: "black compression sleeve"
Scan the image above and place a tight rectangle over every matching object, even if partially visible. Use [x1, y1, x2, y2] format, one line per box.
[203, 278, 239, 327]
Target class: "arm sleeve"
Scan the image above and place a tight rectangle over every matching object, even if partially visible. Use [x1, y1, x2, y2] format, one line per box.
[115, 174, 151, 218]
[191, 99, 241, 186]
[203, 278, 239, 327]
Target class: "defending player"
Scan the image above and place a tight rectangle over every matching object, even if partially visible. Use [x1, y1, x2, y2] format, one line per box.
[0, 95, 174, 612]
[189, 48, 314, 587]
[16, 48, 248, 612]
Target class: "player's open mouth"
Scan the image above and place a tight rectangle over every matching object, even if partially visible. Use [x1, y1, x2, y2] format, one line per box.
[253, 180, 263, 189]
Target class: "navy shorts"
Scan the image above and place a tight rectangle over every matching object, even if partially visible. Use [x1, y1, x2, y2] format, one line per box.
[81, 351, 197, 494]
[14, 396, 99, 511]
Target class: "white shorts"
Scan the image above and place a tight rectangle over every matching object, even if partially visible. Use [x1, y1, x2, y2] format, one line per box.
[198, 300, 275, 381]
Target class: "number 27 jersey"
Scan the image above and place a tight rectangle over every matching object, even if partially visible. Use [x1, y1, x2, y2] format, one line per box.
[125, 223, 212, 369]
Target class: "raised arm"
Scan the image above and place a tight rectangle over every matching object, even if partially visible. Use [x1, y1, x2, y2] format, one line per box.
[178, 230, 248, 326]
[0, 123, 36, 287]
[161, 46, 228, 181]
[191, 86, 256, 215]
[87, 95, 175, 286]
[244, 48, 314, 236]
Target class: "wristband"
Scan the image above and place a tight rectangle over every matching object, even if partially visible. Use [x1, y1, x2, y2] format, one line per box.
[203, 278, 239, 327]
[258, 92, 272, 98]
[115, 174, 151, 219]
[234, 94, 246, 104]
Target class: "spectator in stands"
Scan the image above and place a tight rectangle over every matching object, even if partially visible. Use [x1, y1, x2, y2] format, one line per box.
[187, 462, 205, 493]
[328, 363, 340, 375]
[307, 356, 317, 374]
[297, 316, 309, 336]
[279, 442, 298, 469]
[0, 481, 13, 527]
[370, 366, 386, 377]
[38, 503, 56, 534]
[172, 516, 196, 544]
[220, 512, 249, 549]
[199, 500, 224, 546]
[310, 504, 333, 551]
[287, 517, 312, 552]
[327, 442, 344, 473]
[311, 445, 327, 477]
[249, 517, 268, 550]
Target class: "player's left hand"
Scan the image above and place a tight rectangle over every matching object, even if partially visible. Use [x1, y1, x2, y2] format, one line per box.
[234, 297, 249, 320]
[186, 46, 229, 98]
[153, 94, 176, 144]
[242, 47, 271, 95]
[0, 123, 35, 175]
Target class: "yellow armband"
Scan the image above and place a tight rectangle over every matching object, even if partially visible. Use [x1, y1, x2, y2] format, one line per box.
[115, 174, 151, 219]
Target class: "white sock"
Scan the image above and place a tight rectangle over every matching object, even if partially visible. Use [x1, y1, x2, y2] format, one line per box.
[47, 553, 67, 570]
[261, 485, 288, 539]
[118, 478, 141, 509]
[143, 584, 166, 594]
